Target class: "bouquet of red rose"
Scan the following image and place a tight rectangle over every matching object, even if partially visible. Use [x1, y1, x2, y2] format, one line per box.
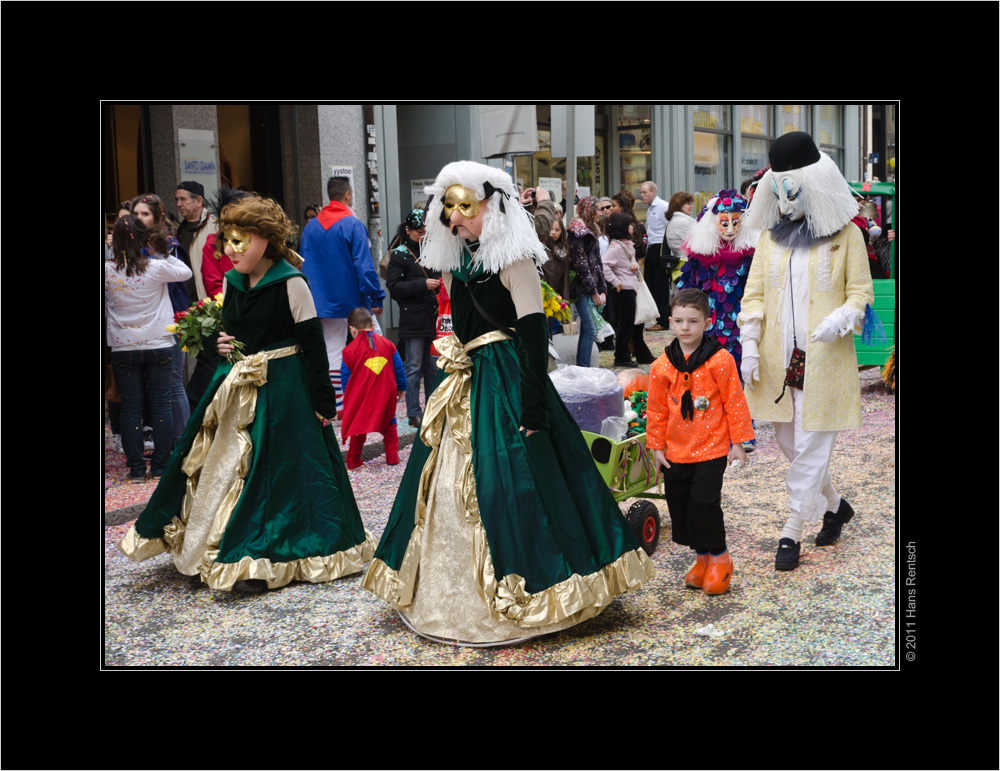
[167, 293, 245, 363]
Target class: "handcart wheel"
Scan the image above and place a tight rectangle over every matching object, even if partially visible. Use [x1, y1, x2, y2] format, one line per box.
[626, 500, 660, 556]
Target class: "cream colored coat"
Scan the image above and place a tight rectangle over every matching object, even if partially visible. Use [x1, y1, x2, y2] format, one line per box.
[738, 224, 874, 431]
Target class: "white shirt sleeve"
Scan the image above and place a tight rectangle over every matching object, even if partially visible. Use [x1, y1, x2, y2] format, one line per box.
[150, 253, 193, 283]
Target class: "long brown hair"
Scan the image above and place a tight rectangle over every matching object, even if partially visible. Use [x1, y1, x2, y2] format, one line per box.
[132, 193, 174, 254]
[112, 216, 149, 277]
[132, 193, 174, 243]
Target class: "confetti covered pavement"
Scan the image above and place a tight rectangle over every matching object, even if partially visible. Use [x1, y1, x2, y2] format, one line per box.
[103, 330, 897, 668]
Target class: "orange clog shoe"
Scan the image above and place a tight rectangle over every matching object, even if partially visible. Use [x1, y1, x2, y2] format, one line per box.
[685, 553, 710, 589]
[702, 551, 733, 595]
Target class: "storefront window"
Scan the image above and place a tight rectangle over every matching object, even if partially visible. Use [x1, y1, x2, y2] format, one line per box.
[741, 105, 772, 138]
[741, 138, 770, 182]
[514, 116, 606, 214]
[741, 105, 772, 182]
[514, 127, 565, 204]
[777, 104, 808, 135]
[694, 105, 731, 213]
[817, 104, 844, 169]
[618, 105, 651, 220]
[694, 104, 729, 132]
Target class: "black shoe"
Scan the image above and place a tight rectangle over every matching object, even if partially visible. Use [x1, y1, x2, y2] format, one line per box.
[775, 538, 801, 570]
[233, 579, 269, 594]
[613, 358, 636, 367]
[815, 498, 855, 546]
[408, 416, 421, 428]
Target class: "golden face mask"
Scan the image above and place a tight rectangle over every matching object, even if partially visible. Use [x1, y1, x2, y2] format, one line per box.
[442, 185, 482, 219]
[222, 228, 252, 253]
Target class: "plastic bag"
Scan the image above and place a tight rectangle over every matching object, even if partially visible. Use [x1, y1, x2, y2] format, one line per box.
[550, 365, 625, 433]
[590, 301, 614, 344]
[634, 275, 659, 326]
[549, 365, 620, 397]
[600, 416, 627, 441]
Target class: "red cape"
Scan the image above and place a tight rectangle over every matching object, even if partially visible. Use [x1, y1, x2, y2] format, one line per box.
[341, 332, 399, 439]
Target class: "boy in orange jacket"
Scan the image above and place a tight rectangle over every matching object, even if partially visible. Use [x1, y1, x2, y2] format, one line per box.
[646, 288, 754, 595]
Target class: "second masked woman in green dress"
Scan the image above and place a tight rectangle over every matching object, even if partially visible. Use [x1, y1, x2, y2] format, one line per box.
[362, 161, 653, 646]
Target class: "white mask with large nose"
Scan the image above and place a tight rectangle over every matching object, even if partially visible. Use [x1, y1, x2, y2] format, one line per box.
[771, 171, 806, 221]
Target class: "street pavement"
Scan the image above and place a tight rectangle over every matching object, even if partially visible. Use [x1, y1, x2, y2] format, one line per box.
[103, 332, 897, 668]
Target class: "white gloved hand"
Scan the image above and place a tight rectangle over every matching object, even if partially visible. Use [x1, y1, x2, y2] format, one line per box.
[810, 316, 841, 344]
[741, 354, 759, 388]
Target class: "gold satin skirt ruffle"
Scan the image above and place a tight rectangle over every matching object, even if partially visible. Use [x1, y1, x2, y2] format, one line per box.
[119, 526, 375, 592]
[362, 412, 654, 643]
[118, 345, 374, 591]
[363, 331, 652, 643]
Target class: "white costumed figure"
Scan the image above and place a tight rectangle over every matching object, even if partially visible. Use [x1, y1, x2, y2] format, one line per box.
[738, 132, 874, 570]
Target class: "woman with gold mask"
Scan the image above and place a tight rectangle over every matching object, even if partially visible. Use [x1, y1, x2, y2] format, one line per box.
[119, 189, 374, 593]
[363, 161, 654, 646]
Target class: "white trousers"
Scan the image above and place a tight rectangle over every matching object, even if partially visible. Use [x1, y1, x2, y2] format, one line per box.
[772, 389, 841, 542]
[321, 316, 381, 412]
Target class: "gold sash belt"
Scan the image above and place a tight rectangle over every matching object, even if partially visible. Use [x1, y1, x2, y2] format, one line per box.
[168, 344, 303, 561]
[416, 331, 508, 527]
[182, 344, 300, 477]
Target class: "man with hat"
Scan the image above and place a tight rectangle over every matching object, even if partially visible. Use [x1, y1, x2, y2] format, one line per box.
[175, 180, 216, 302]
[738, 132, 875, 571]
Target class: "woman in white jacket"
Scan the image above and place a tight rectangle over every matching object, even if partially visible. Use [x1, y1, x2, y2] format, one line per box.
[105, 215, 192, 482]
[665, 191, 696, 281]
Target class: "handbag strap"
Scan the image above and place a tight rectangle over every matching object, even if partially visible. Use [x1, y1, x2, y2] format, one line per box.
[405, 245, 429, 278]
[464, 275, 517, 342]
[787, 253, 799, 349]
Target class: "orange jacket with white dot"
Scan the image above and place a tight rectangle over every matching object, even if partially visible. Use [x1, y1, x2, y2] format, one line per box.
[646, 349, 754, 464]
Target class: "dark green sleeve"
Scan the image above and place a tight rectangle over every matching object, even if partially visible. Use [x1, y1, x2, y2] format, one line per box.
[515, 311, 550, 432]
[294, 317, 338, 419]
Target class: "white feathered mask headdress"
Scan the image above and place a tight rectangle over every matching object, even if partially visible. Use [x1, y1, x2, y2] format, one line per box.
[684, 190, 758, 256]
[419, 160, 548, 274]
[744, 137, 858, 239]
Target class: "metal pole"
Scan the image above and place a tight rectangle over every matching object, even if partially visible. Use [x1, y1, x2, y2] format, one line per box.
[566, 105, 576, 225]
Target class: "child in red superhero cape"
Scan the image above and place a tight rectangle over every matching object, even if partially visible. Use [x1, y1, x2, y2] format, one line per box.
[340, 307, 407, 469]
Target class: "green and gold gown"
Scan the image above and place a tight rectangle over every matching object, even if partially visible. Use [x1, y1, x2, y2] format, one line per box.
[363, 249, 653, 645]
[118, 259, 374, 591]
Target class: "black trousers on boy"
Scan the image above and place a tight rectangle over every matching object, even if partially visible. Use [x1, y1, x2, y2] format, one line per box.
[661, 455, 728, 554]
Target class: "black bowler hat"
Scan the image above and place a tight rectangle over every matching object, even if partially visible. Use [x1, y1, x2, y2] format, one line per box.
[177, 180, 206, 200]
[769, 131, 821, 172]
